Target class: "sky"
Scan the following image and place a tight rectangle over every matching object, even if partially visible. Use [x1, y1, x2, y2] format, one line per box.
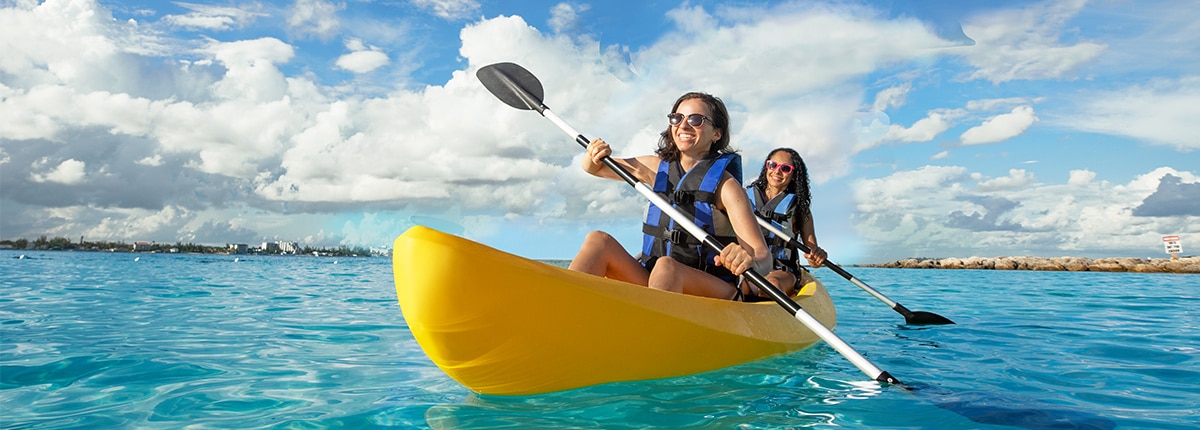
[1, 0, 1198, 263]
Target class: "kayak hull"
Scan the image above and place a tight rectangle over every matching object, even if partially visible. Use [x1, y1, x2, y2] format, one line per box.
[393, 226, 836, 395]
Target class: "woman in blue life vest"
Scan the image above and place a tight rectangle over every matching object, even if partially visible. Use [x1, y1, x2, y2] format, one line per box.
[568, 92, 780, 300]
[743, 148, 827, 297]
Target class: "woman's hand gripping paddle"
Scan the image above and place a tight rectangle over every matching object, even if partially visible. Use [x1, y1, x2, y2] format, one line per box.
[754, 217, 955, 325]
[476, 61, 900, 385]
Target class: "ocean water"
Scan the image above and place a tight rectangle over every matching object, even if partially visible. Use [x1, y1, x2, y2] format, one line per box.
[2, 249, 1197, 429]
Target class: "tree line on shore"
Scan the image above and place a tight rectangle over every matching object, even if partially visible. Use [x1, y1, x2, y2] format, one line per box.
[1, 236, 378, 257]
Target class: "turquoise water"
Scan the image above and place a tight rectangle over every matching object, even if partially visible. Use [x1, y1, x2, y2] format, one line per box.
[2, 250, 1197, 429]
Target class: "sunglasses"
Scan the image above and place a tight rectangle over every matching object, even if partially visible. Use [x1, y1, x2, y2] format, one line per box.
[765, 160, 795, 174]
[667, 113, 713, 127]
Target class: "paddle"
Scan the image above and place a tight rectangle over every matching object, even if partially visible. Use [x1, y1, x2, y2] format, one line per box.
[754, 217, 955, 325]
[476, 61, 900, 385]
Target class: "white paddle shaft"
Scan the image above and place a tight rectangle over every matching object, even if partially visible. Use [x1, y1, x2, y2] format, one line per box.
[754, 217, 899, 308]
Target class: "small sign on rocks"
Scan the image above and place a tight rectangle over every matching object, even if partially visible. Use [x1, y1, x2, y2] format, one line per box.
[1163, 235, 1182, 260]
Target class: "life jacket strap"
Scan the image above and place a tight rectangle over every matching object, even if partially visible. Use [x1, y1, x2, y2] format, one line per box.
[670, 190, 695, 205]
[643, 224, 700, 246]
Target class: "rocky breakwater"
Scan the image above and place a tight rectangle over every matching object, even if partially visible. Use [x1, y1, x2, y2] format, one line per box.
[866, 256, 1200, 274]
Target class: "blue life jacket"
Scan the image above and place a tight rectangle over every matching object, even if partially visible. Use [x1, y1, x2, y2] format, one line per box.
[747, 184, 800, 273]
[641, 153, 742, 281]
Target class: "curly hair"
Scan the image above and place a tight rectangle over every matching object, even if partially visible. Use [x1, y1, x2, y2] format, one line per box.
[748, 147, 812, 225]
[655, 92, 734, 162]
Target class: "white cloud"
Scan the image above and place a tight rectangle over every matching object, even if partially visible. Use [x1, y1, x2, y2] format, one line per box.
[881, 109, 963, 143]
[202, 37, 294, 102]
[860, 97, 1041, 152]
[966, 97, 1036, 111]
[960, 105, 1038, 145]
[872, 83, 910, 112]
[30, 158, 87, 184]
[854, 165, 970, 213]
[548, 3, 587, 34]
[0, 84, 164, 141]
[136, 154, 163, 166]
[643, 3, 948, 102]
[0, 0, 166, 91]
[853, 164, 1200, 261]
[976, 168, 1034, 192]
[335, 39, 389, 74]
[157, 97, 303, 177]
[1056, 76, 1200, 151]
[54, 205, 197, 243]
[957, 0, 1106, 83]
[288, 0, 342, 40]
[163, 3, 265, 31]
[0, 86, 58, 140]
[412, 0, 480, 20]
[163, 13, 235, 30]
[336, 50, 389, 74]
[1068, 169, 1095, 186]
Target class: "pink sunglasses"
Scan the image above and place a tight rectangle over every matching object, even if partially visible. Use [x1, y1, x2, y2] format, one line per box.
[765, 160, 795, 174]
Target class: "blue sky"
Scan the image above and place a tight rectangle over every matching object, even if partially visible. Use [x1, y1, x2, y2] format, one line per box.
[1, 0, 1197, 263]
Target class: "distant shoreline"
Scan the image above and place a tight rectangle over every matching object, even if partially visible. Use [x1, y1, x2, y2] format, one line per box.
[855, 256, 1199, 274]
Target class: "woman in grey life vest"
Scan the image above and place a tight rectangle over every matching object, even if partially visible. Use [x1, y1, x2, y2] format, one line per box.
[568, 92, 780, 300]
[743, 148, 828, 297]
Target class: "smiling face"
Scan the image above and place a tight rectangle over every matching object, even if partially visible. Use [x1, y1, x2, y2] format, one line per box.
[765, 150, 795, 189]
[671, 98, 722, 158]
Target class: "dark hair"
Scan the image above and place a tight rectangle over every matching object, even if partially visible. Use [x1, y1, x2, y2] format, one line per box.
[749, 147, 812, 225]
[656, 92, 733, 162]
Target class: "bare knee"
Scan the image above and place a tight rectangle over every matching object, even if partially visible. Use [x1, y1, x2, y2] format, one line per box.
[581, 230, 619, 247]
[647, 257, 685, 293]
[570, 231, 632, 278]
[575, 231, 620, 258]
[572, 232, 608, 271]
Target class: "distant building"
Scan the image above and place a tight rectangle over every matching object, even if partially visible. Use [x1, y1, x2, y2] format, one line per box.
[261, 242, 280, 253]
[229, 244, 248, 254]
[279, 242, 299, 254]
[132, 241, 152, 252]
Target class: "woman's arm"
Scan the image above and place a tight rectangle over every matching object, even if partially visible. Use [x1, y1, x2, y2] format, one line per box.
[582, 138, 658, 184]
[793, 209, 827, 267]
[716, 173, 773, 276]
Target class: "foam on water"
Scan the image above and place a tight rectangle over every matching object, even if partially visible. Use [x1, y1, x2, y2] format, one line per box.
[2, 251, 1197, 428]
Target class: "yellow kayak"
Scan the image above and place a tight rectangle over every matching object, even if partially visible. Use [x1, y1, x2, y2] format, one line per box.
[392, 226, 837, 396]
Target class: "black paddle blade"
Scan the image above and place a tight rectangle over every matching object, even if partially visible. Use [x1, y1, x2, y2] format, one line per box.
[895, 303, 955, 325]
[477, 62, 545, 112]
[905, 311, 955, 325]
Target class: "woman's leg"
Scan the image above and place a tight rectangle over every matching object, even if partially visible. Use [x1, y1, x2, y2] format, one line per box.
[767, 270, 797, 296]
[735, 269, 797, 298]
[568, 231, 650, 286]
[647, 256, 739, 299]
